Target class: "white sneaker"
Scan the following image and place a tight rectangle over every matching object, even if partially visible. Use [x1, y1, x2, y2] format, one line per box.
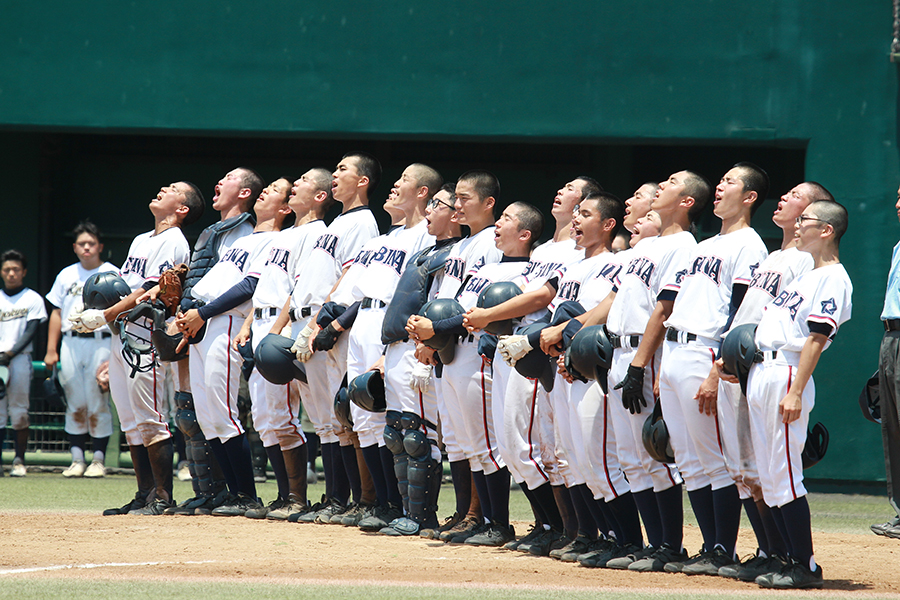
[177, 464, 191, 481]
[10, 460, 26, 477]
[83, 460, 106, 478]
[63, 460, 87, 478]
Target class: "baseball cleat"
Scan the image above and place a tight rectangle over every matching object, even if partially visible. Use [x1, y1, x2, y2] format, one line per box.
[719, 551, 787, 581]
[872, 515, 900, 536]
[465, 523, 515, 547]
[682, 547, 736, 576]
[420, 512, 463, 539]
[628, 543, 689, 572]
[63, 460, 87, 478]
[245, 496, 289, 519]
[129, 498, 175, 515]
[83, 460, 106, 478]
[755, 559, 823, 589]
[380, 517, 420, 536]
[102, 492, 146, 516]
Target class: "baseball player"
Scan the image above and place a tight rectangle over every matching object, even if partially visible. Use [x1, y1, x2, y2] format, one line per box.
[649, 163, 769, 574]
[875, 183, 900, 541]
[175, 178, 296, 517]
[72, 180, 203, 514]
[710, 182, 834, 582]
[0, 250, 48, 477]
[748, 200, 852, 589]
[411, 199, 544, 547]
[325, 164, 441, 532]
[45, 221, 118, 478]
[284, 152, 381, 523]
[231, 168, 335, 520]
[461, 177, 598, 550]
[379, 183, 464, 536]
[406, 170, 504, 543]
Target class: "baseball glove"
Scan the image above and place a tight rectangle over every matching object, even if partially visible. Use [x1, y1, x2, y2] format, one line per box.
[158, 263, 188, 317]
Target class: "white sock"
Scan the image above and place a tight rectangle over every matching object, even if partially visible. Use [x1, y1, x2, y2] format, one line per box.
[71, 447, 85, 463]
[92, 450, 105, 464]
[809, 556, 817, 571]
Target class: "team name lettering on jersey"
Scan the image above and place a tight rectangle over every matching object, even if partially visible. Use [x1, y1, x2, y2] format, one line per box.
[625, 256, 655, 288]
[66, 282, 83, 297]
[0, 308, 29, 322]
[748, 268, 783, 299]
[221, 247, 249, 272]
[445, 257, 467, 282]
[355, 246, 408, 276]
[462, 275, 492, 297]
[313, 233, 339, 258]
[557, 280, 581, 302]
[522, 260, 565, 281]
[265, 247, 290, 273]
[772, 289, 805, 320]
[121, 256, 148, 278]
[689, 255, 723, 284]
[597, 262, 622, 285]
[158, 261, 174, 275]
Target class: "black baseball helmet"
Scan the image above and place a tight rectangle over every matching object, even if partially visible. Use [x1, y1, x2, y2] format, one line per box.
[513, 321, 556, 393]
[801, 421, 829, 469]
[83, 271, 131, 310]
[720, 323, 759, 394]
[476, 281, 522, 336]
[420, 298, 466, 364]
[334, 380, 353, 430]
[858, 371, 881, 424]
[253, 333, 308, 385]
[564, 325, 615, 392]
[348, 370, 386, 413]
[642, 401, 675, 464]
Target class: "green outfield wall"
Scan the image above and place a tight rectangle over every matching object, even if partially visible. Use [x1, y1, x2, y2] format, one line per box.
[0, 0, 896, 486]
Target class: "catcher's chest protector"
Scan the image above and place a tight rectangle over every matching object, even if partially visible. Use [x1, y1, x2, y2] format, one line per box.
[381, 243, 453, 345]
[182, 212, 255, 302]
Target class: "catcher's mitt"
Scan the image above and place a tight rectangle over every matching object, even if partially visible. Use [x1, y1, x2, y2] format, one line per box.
[158, 263, 188, 317]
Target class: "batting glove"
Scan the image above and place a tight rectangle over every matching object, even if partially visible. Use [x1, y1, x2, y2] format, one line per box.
[292, 324, 315, 362]
[75, 309, 107, 332]
[614, 365, 647, 414]
[408, 362, 433, 392]
[497, 335, 532, 367]
[313, 322, 342, 352]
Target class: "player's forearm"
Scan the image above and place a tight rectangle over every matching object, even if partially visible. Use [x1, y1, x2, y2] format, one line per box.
[46, 309, 62, 352]
[631, 299, 673, 368]
[103, 288, 145, 323]
[270, 295, 293, 335]
[789, 333, 828, 396]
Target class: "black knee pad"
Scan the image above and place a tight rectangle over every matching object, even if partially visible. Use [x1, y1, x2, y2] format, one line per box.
[384, 424, 405, 455]
[175, 407, 203, 439]
[403, 429, 431, 460]
[174, 391, 195, 411]
[400, 411, 422, 432]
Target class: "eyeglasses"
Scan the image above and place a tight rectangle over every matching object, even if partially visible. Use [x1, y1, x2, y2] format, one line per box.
[796, 215, 828, 226]
[428, 197, 456, 210]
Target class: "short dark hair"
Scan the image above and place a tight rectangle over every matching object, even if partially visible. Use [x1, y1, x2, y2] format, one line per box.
[810, 199, 848, 243]
[180, 181, 206, 227]
[72, 220, 102, 244]
[684, 171, 712, 223]
[733, 162, 769, 216]
[344, 152, 382, 195]
[458, 170, 501, 204]
[0, 249, 26, 270]
[309, 167, 336, 213]
[584, 191, 626, 240]
[575, 176, 603, 199]
[411, 164, 443, 201]
[509, 202, 544, 249]
[439, 182, 457, 202]
[237, 168, 265, 209]
[804, 181, 835, 203]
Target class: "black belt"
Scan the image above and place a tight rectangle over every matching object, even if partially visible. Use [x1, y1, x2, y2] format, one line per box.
[665, 327, 697, 343]
[754, 350, 778, 363]
[290, 306, 312, 322]
[361, 297, 386, 309]
[885, 319, 900, 332]
[66, 330, 111, 339]
[609, 333, 640, 349]
[254, 307, 279, 319]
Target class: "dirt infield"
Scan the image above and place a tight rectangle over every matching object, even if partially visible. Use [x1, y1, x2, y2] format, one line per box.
[1, 513, 899, 595]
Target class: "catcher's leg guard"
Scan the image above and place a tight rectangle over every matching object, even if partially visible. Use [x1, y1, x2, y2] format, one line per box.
[247, 427, 267, 482]
[384, 411, 409, 513]
[174, 391, 223, 497]
[129, 444, 155, 502]
[146, 438, 174, 502]
[405, 428, 441, 527]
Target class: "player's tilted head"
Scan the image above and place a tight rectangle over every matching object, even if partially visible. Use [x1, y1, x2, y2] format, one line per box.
[584, 191, 625, 240]
[731, 161, 770, 216]
[458, 170, 500, 204]
[409, 163, 443, 201]
[683, 170, 712, 222]
[179, 181, 206, 226]
[574, 176, 603, 199]
[342, 151, 382, 195]
[236, 168, 265, 208]
[807, 199, 848, 244]
[504, 201, 544, 249]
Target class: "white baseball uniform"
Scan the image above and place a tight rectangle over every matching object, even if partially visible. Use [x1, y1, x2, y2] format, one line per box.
[338, 221, 434, 448]
[108, 227, 189, 447]
[747, 263, 851, 507]
[718, 247, 814, 500]
[659, 226, 768, 491]
[46, 261, 118, 438]
[432, 228, 502, 468]
[502, 238, 584, 488]
[0, 287, 48, 431]
[606, 233, 694, 494]
[189, 231, 279, 444]
[293, 207, 378, 445]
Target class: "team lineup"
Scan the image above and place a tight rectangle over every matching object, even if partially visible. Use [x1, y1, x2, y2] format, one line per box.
[0, 154, 858, 590]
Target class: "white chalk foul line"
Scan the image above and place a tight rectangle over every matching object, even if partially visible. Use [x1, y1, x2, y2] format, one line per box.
[0, 560, 217, 575]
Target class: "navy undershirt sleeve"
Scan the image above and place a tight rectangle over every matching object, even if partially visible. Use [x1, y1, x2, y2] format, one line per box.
[197, 276, 258, 321]
[10, 319, 40, 356]
[336, 301, 361, 329]
[432, 314, 468, 336]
